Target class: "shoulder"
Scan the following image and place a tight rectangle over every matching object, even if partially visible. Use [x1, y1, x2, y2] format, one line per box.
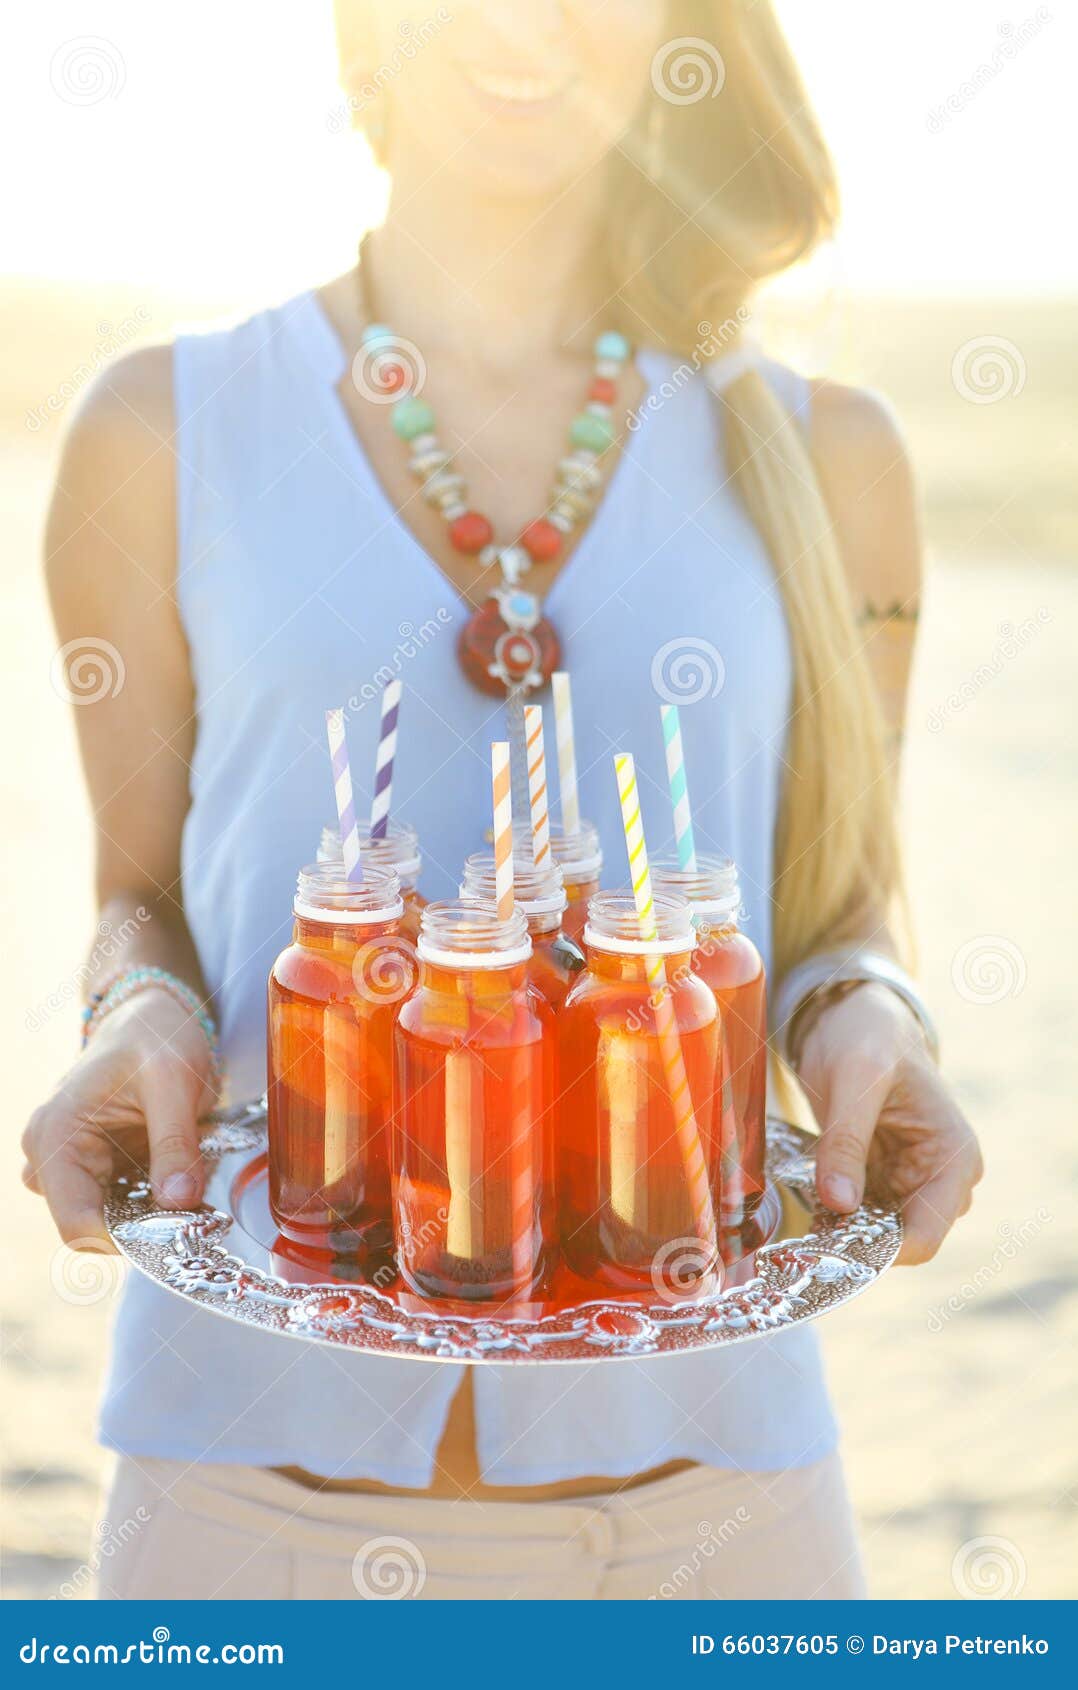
[57, 343, 174, 480]
[47, 345, 176, 592]
[807, 378, 922, 610]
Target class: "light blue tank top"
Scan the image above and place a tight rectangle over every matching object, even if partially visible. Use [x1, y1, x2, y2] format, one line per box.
[98, 290, 836, 1482]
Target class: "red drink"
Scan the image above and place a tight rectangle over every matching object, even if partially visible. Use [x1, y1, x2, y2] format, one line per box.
[547, 821, 602, 944]
[267, 864, 404, 1271]
[319, 819, 426, 942]
[460, 852, 584, 1011]
[653, 855, 767, 1227]
[559, 891, 720, 1292]
[393, 902, 555, 1302]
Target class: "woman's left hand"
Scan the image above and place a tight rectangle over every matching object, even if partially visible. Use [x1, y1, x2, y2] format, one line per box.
[794, 982, 983, 1265]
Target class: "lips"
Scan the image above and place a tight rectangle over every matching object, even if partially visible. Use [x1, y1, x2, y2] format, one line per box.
[458, 63, 576, 112]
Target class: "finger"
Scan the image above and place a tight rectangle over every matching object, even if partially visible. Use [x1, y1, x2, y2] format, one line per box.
[814, 1060, 893, 1213]
[41, 1154, 114, 1251]
[143, 1058, 206, 1207]
[898, 1161, 974, 1265]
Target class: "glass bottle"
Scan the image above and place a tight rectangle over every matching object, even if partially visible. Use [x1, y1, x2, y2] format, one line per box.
[267, 863, 404, 1271]
[393, 901, 555, 1303]
[559, 891, 720, 1291]
[652, 854, 767, 1226]
[318, 818, 425, 941]
[459, 852, 584, 1011]
[547, 820, 603, 944]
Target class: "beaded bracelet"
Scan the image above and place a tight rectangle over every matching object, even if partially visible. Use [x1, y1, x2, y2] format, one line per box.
[82, 965, 225, 1097]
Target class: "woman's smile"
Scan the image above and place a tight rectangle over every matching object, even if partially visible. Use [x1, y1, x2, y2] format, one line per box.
[455, 61, 579, 115]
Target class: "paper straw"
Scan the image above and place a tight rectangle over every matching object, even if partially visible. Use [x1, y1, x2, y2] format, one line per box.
[491, 741, 514, 922]
[551, 672, 581, 835]
[661, 704, 697, 872]
[613, 752, 716, 1249]
[325, 708, 362, 881]
[508, 1032, 536, 1297]
[369, 679, 401, 840]
[523, 704, 551, 869]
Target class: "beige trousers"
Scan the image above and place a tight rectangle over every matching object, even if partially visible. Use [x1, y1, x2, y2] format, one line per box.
[96, 1452, 866, 1600]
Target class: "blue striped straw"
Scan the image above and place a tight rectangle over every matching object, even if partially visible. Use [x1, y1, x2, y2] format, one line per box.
[325, 708, 363, 881]
[661, 704, 697, 872]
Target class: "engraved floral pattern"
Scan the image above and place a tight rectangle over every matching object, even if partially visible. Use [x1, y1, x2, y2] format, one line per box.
[104, 1102, 901, 1364]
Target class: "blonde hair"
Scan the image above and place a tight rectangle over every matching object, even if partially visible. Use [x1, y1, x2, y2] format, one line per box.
[609, 0, 899, 981]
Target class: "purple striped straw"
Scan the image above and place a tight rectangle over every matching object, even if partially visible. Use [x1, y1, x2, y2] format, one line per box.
[325, 708, 363, 881]
[369, 680, 401, 841]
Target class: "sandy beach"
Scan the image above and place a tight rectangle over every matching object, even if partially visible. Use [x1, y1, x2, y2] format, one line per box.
[2, 287, 1075, 1601]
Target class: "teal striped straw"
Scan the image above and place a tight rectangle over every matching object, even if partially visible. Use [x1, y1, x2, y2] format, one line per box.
[661, 703, 697, 872]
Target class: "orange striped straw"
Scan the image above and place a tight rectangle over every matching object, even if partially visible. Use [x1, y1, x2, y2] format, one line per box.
[523, 704, 551, 868]
[491, 741, 514, 923]
[508, 1035, 537, 1298]
[613, 752, 717, 1252]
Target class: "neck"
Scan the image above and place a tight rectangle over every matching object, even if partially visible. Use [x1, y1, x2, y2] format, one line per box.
[363, 162, 610, 368]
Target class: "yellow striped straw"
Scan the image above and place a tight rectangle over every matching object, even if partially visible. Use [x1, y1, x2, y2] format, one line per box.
[491, 741, 514, 923]
[613, 752, 717, 1251]
[551, 672, 580, 835]
[523, 704, 551, 868]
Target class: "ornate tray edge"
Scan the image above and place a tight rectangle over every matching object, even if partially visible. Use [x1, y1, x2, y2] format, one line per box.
[103, 1101, 902, 1363]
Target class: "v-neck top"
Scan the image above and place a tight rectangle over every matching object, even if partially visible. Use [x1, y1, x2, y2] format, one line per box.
[98, 289, 837, 1483]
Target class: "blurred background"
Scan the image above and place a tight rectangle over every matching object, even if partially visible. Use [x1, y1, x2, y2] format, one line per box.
[2, 0, 1074, 1599]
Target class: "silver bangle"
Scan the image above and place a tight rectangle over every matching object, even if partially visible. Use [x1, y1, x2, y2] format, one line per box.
[771, 948, 940, 1067]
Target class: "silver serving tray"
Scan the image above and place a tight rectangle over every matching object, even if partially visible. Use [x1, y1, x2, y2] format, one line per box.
[104, 1101, 901, 1363]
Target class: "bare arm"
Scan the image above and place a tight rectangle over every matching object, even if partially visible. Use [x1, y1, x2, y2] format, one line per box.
[23, 348, 216, 1247]
[794, 382, 982, 1263]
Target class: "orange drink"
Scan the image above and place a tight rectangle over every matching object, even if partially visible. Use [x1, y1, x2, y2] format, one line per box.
[653, 855, 767, 1226]
[558, 891, 720, 1291]
[267, 863, 404, 1270]
[393, 901, 555, 1302]
[460, 852, 584, 1011]
[318, 818, 425, 941]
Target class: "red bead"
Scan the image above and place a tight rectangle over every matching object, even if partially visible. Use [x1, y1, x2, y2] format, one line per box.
[520, 518, 562, 563]
[449, 511, 494, 554]
[589, 376, 616, 404]
[377, 361, 406, 393]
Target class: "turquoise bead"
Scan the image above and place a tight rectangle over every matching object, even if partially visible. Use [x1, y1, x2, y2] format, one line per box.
[594, 330, 630, 363]
[570, 411, 614, 453]
[392, 396, 436, 440]
[362, 322, 395, 347]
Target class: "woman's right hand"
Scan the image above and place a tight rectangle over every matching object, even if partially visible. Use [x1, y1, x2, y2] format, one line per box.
[22, 989, 218, 1252]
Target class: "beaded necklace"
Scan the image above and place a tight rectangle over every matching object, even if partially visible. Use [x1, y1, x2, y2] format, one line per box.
[354, 299, 630, 698]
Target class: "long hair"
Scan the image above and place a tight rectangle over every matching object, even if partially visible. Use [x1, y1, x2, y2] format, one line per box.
[609, 1, 900, 980]
[339, 0, 900, 983]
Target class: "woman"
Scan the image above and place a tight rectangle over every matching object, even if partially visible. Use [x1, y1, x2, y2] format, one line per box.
[25, 0, 981, 1600]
